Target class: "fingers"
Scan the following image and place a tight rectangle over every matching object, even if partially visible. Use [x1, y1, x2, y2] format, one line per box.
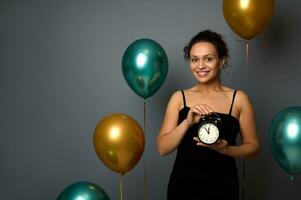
[193, 137, 207, 146]
[193, 138, 229, 154]
[190, 104, 213, 117]
[190, 104, 213, 116]
[193, 137, 200, 142]
[186, 104, 213, 125]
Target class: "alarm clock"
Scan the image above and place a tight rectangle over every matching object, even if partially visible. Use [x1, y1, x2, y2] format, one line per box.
[197, 113, 221, 145]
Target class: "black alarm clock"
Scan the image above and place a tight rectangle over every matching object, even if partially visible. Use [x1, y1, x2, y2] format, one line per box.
[197, 113, 221, 145]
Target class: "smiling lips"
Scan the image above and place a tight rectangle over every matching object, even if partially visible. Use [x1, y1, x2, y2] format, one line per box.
[196, 70, 210, 77]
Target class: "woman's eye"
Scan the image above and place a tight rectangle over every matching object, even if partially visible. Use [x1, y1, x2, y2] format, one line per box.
[205, 57, 213, 62]
[190, 58, 198, 63]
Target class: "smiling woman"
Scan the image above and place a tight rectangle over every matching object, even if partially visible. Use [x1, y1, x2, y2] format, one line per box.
[156, 30, 259, 200]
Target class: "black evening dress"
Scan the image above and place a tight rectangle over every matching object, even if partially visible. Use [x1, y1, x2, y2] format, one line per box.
[167, 90, 240, 200]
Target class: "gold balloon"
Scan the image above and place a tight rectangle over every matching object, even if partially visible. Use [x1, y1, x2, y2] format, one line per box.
[223, 0, 275, 40]
[93, 113, 145, 174]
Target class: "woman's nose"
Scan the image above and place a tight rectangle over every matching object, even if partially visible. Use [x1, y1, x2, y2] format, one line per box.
[197, 61, 205, 69]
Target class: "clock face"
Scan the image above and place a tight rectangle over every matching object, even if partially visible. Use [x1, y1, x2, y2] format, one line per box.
[198, 122, 219, 145]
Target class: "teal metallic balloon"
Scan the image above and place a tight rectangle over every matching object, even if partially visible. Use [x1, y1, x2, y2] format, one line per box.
[122, 38, 168, 99]
[269, 106, 301, 174]
[57, 181, 111, 200]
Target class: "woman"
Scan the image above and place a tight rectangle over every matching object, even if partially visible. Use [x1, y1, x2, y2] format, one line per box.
[156, 30, 259, 200]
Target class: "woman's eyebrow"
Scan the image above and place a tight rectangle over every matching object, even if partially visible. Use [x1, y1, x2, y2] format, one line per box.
[190, 54, 215, 57]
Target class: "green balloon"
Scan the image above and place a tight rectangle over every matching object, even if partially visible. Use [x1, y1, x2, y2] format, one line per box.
[122, 38, 168, 99]
[57, 181, 111, 200]
[269, 106, 301, 174]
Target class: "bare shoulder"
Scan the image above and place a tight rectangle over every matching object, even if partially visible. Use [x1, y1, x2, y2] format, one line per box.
[236, 90, 251, 101]
[167, 90, 183, 111]
[235, 90, 253, 110]
[169, 90, 182, 102]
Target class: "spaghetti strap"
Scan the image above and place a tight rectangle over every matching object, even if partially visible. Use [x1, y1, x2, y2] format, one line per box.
[181, 90, 186, 108]
[229, 90, 238, 115]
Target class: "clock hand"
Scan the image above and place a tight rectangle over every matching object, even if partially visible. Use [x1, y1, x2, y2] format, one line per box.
[208, 127, 210, 133]
[204, 127, 209, 134]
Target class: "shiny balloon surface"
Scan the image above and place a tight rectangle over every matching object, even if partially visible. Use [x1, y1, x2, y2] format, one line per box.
[122, 38, 168, 99]
[57, 181, 110, 200]
[223, 0, 275, 39]
[94, 113, 144, 174]
[269, 106, 301, 174]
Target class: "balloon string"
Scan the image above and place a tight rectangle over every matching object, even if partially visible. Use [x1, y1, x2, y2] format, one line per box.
[242, 159, 246, 200]
[245, 40, 249, 67]
[235, 38, 249, 67]
[120, 175, 123, 200]
[143, 99, 148, 200]
[289, 174, 294, 200]
[235, 38, 248, 200]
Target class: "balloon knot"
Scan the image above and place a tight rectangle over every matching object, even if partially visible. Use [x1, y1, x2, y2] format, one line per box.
[235, 38, 245, 43]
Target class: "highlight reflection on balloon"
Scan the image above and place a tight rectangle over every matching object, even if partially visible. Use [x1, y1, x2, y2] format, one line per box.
[57, 181, 111, 200]
[93, 113, 145, 174]
[269, 106, 301, 174]
[122, 38, 168, 99]
[223, 0, 275, 40]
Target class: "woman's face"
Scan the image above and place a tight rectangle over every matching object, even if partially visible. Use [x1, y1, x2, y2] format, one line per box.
[189, 42, 225, 84]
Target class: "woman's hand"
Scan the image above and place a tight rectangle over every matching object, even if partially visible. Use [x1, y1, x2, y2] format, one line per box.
[193, 137, 229, 155]
[186, 104, 213, 126]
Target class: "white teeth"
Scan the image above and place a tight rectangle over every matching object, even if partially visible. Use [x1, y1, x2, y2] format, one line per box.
[197, 71, 208, 77]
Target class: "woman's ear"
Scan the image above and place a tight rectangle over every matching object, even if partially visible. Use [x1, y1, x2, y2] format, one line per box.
[220, 57, 226, 69]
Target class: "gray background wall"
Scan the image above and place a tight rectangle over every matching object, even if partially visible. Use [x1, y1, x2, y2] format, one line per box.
[1, 0, 301, 199]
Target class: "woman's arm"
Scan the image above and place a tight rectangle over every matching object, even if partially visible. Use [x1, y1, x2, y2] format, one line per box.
[156, 91, 190, 156]
[226, 90, 260, 158]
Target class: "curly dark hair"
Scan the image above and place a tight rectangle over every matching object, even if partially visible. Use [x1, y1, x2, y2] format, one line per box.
[183, 30, 229, 65]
